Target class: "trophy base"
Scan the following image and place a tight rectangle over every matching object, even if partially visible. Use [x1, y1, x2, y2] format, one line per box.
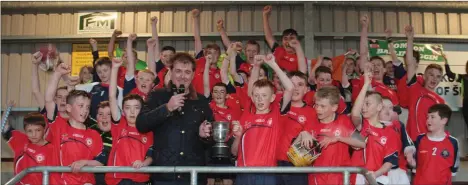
[212, 146, 230, 159]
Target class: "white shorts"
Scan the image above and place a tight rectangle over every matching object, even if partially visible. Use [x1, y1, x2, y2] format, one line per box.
[388, 168, 410, 185]
[355, 174, 390, 185]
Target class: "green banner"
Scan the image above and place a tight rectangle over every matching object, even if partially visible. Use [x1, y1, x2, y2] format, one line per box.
[368, 40, 444, 62]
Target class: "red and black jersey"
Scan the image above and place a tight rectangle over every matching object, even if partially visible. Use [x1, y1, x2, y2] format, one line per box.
[414, 133, 459, 185]
[105, 117, 154, 185]
[2, 128, 57, 185]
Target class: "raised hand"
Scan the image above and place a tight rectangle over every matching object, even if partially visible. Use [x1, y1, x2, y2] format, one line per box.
[147, 38, 157, 47]
[150, 16, 158, 25]
[206, 55, 215, 65]
[360, 15, 369, 27]
[254, 55, 265, 66]
[112, 57, 123, 68]
[384, 28, 393, 38]
[191, 9, 200, 18]
[288, 40, 300, 49]
[55, 63, 71, 76]
[226, 43, 237, 56]
[32, 51, 43, 65]
[404, 25, 414, 38]
[263, 5, 272, 17]
[67, 76, 80, 86]
[234, 42, 243, 52]
[113, 29, 122, 37]
[217, 18, 224, 31]
[263, 54, 276, 66]
[128, 33, 137, 41]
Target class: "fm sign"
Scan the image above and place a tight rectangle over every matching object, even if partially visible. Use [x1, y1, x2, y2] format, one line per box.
[78, 12, 117, 34]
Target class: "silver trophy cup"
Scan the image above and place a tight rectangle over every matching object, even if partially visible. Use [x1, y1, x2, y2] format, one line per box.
[212, 121, 230, 158]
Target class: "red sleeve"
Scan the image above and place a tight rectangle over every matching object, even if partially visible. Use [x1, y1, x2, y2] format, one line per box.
[7, 131, 29, 154]
[304, 91, 315, 106]
[145, 132, 154, 149]
[91, 131, 104, 157]
[303, 108, 317, 132]
[340, 116, 355, 137]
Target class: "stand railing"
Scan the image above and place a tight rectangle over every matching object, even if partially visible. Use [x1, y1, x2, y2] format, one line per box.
[5, 166, 378, 185]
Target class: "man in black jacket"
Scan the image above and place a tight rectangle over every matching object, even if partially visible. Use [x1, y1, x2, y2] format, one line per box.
[136, 53, 214, 185]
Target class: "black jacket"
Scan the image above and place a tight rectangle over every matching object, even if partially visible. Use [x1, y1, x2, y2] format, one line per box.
[136, 86, 214, 182]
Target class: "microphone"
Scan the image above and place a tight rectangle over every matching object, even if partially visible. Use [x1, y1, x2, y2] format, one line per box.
[171, 84, 185, 115]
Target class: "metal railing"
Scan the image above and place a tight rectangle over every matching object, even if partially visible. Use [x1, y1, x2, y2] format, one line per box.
[5, 166, 378, 185]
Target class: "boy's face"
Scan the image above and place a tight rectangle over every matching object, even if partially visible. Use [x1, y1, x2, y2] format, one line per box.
[424, 68, 443, 90]
[291, 76, 308, 102]
[136, 72, 155, 94]
[316, 72, 332, 88]
[259, 68, 267, 80]
[161, 50, 175, 66]
[212, 86, 227, 105]
[96, 107, 111, 132]
[371, 59, 386, 81]
[205, 48, 220, 62]
[314, 97, 338, 121]
[96, 64, 111, 83]
[251, 86, 275, 113]
[66, 96, 91, 123]
[123, 99, 142, 124]
[282, 34, 297, 53]
[321, 59, 333, 72]
[362, 95, 382, 119]
[426, 112, 447, 132]
[80, 67, 93, 83]
[345, 59, 355, 74]
[55, 89, 69, 112]
[171, 62, 194, 89]
[379, 99, 394, 122]
[25, 124, 45, 144]
[245, 44, 259, 63]
[385, 62, 394, 77]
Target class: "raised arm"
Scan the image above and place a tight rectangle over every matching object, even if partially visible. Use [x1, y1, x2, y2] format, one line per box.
[358, 15, 370, 73]
[289, 40, 307, 73]
[351, 68, 372, 131]
[404, 25, 416, 83]
[248, 55, 264, 97]
[1, 100, 15, 134]
[308, 56, 323, 85]
[147, 38, 157, 75]
[191, 9, 203, 55]
[443, 54, 457, 80]
[341, 61, 350, 87]
[227, 44, 243, 84]
[148, 16, 160, 74]
[203, 55, 213, 98]
[31, 52, 45, 109]
[108, 29, 122, 58]
[262, 5, 275, 49]
[385, 28, 399, 63]
[217, 18, 232, 49]
[264, 54, 294, 112]
[220, 45, 234, 85]
[45, 63, 71, 121]
[110, 58, 123, 121]
[126, 33, 137, 78]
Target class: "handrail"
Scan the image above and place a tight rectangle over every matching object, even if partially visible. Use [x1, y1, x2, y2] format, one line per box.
[5, 166, 378, 185]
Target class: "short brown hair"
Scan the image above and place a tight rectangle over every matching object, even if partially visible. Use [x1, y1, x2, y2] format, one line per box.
[170, 52, 196, 71]
[97, 101, 110, 110]
[56, 86, 68, 96]
[66, 90, 91, 104]
[138, 69, 156, 79]
[370, 56, 385, 66]
[252, 79, 275, 94]
[205, 43, 221, 52]
[23, 112, 46, 129]
[425, 64, 443, 74]
[315, 86, 340, 105]
[315, 66, 332, 78]
[288, 71, 307, 83]
[428, 104, 452, 124]
[246, 40, 260, 51]
[123, 94, 144, 106]
[95, 57, 112, 68]
[365, 91, 383, 104]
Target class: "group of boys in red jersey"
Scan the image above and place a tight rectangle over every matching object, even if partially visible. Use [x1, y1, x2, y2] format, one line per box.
[1, 4, 461, 185]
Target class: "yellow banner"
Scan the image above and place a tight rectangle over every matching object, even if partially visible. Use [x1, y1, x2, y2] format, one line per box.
[71, 44, 117, 76]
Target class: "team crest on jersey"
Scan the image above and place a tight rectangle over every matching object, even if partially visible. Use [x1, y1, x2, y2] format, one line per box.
[142, 136, 147, 144]
[441, 149, 450, 159]
[215, 74, 220, 79]
[380, 136, 387, 145]
[227, 114, 232, 120]
[36, 154, 45, 163]
[298, 115, 306, 123]
[334, 129, 341, 137]
[61, 133, 69, 140]
[289, 58, 295, 62]
[121, 129, 128, 136]
[86, 138, 93, 146]
[267, 118, 273, 126]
